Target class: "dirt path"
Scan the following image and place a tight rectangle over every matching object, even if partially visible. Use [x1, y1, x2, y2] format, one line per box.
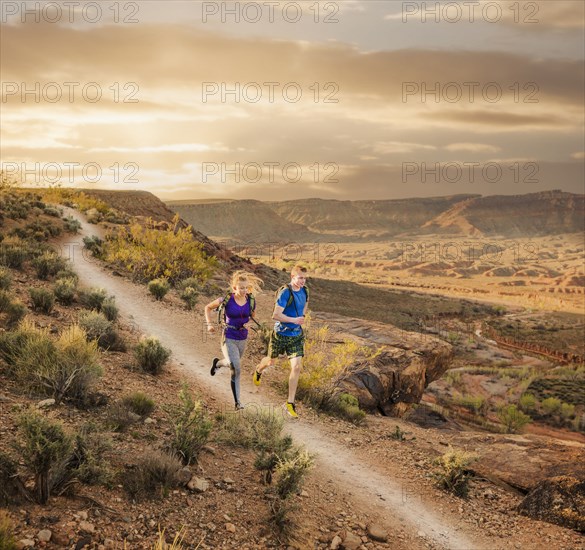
[58, 210, 492, 550]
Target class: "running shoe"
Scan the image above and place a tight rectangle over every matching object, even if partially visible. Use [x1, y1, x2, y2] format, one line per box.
[253, 369, 262, 386]
[283, 402, 298, 419]
[210, 358, 220, 376]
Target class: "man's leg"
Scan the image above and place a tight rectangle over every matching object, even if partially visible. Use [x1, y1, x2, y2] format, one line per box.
[256, 355, 274, 374]
[287, 356, 302, 404]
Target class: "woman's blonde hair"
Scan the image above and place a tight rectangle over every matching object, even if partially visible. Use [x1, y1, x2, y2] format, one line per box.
[230, 270, 263, 295]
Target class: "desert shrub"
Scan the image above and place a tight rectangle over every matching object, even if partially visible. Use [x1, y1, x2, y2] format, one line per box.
[296, 320, 375, 421]
[169, 385, 212, 465]
[123, 392, 156, 418]
[541, 397, 562, 415]
[0, 510, 17, 550]
[454, 395, 487, 416]
[78, 287, 107, 311]
[12, 323, 102, 405]
[101, 297, 119, 321]
[32, 251, 67, 280]
[63, 216, 81, 233]
[177, 277, 200, 291]
[0, 291, 27, 327]
[55, 267, 79, 283]
[43, 207, 61, 217]
[102, 217, 217, 284]
[148, 278, 170, 301]
[29, 287, 55, 314]
[444, 370, 462, 387]
[134, 336, 171, 374]
[0, 453, 26, 507]
[69, 424, 112, 486]
[274, 448, 314, 500]
[497, 404, 532, 434]
[328, 393, 366, 425]
[106, 401, 141, 432]
[0, 238, 30, 269]
[179, 285, 198, 309]
[122, 450, 182, 501]
[560, 402, 576, 419]
[54, 278, 76, 305]
[518, 393, 537, 413]
[214, 406, 287, 452]
[78, 310, 119, 349]
[0, 267, 12, 290]
[82, 235, 103, 257]
[433, 447, 477, 498]
[16, 410, 72, 504]
[263, 445, 313, 542]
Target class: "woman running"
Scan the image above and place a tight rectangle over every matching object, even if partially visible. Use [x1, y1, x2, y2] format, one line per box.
[204, 270, 263, 410]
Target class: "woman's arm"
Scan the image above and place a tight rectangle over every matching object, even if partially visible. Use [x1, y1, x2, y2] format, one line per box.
[204, 297, 223, 332]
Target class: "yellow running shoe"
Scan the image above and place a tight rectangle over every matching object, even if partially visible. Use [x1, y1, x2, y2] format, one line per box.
[283, 402, 298, 419]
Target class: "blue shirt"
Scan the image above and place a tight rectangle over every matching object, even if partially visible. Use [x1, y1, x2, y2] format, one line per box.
[274, 287, 307, 337]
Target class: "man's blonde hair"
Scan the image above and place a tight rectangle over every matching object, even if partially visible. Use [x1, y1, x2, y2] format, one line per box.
[291, 264, 307, 277]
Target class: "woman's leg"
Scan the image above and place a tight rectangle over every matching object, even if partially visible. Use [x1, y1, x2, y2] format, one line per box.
[222, 338, 246, 406]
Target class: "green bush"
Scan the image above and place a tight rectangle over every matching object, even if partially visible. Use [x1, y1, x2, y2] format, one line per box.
[560, 402, 576, 419]
[63, 216, 81, 233]
[55, 268, 79, 284]
[29, 287, 55, 314]
[541, 397, 562, 415]
[70, 424, 112, 486]
[0, 267, 12, 290]
[43, 207, 61, 217]
[123, 392, 155, 418]
[0, 240, 29, 269]
[432, 447, 477, 498]
[179, 286, 199, 310]
[82, 235, 103, 257]
[78, 287, 107, 311]
[134, 336, 171, 374]
[102, 219, 217, 284]
[106, 401, 141, 432]
[148, 278, 170, 301]
[122, 450, 182, 501]
[169, 385, 212, 465]
[455, 395, 487, 416]
[497, 404, 531, 434]
[0, 291, 27, 327]
[32, 251, 67, 280]
[518, 393, 537, 413]
[16, 410, 72, 504]
[78, 310, 122, 350]
[215, 406, 287, 452]
[54, 278, 76, 305]
[78, 310, 115, 349]
[101, 297, 119, 322]
[10, 322, 102, 405]
[274, 448, 314, 499]
[329, 393, 366, 425]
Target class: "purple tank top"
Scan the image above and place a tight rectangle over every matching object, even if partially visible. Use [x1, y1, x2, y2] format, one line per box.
[223, 295, 251, 341]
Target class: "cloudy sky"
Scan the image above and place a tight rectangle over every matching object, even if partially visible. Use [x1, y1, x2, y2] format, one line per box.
[1, 0, 584, 200]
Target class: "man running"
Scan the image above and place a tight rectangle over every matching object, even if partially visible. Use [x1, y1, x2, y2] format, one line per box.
[253, 264, 309, 418]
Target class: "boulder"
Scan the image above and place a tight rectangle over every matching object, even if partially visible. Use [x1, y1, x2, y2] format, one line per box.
[517, 475, 585, 532]
[342, 342, 452, 416]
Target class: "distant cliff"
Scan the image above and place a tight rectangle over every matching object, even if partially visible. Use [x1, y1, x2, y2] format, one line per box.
[167, 191, 584, 242]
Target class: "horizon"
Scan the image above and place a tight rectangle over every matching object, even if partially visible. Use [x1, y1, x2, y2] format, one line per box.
[1, 1, 584, 201]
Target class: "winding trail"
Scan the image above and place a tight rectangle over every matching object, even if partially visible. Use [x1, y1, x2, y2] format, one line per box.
[59, 209, 483, 550]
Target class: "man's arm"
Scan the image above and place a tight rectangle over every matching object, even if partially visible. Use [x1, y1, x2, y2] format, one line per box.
[272, 304, 305, 325]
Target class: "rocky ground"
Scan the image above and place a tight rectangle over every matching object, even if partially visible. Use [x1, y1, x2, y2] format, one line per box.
[1, 205, 584, 550]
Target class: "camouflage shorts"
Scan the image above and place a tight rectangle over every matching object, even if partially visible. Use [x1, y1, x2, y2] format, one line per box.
[268, 331, 305, 359]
